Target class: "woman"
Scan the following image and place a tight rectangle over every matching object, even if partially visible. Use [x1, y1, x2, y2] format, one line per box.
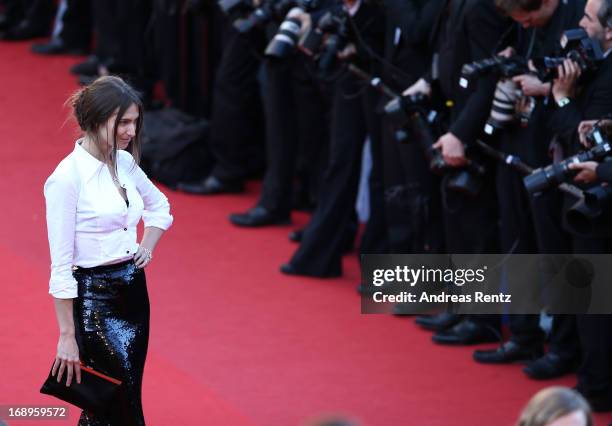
[516, 386, 593, 426]
[44, 76, 173, 425]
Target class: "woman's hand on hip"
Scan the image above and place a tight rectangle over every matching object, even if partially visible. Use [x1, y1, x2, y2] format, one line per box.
[53, 334, 81, 386]
[134, 244, 153, 268]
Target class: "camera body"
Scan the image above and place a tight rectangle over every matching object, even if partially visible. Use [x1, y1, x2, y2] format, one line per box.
[383, 93, 486, 196]
[530, 28, 604, 81]
[299, 10, 349, 71]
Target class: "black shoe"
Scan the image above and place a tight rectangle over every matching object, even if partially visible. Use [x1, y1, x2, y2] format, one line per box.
[229, 206, 290, 227]
[177, 176, 244, 195]
[31, 38, 87, 55]
[280, 263, 298, 275]
[279, 262, 341, 278]
[289, 229, 303, 242]
[432, 319, 499, 345]
[473, 341, 543, 364]
[1, 20, 48, 40]
[415, 313, 462, 332]
[523, 352, 577, 380]
[70, 55, 100, 76]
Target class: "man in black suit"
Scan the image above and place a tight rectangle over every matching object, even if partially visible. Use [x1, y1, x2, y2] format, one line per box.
[278, 0, 389, 277]
[381, 0, 445, 257]
[472, 0, 585, 374]
[404, 0, 509, 344]
[545, 0, 612, 411]
[177, 11, 266, 195]
[31, 0, 91, 55]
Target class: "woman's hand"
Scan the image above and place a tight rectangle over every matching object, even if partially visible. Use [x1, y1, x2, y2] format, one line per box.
[52, 334, 81, 386]
[134, 245, 153, 268]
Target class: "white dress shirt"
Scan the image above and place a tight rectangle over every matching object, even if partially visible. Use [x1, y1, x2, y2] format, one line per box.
[44, 141, 173, 299]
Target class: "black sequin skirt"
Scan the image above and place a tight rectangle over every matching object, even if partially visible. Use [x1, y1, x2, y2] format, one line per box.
[73, 259, 149, 426]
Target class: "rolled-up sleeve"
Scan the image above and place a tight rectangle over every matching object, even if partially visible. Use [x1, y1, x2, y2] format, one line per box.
[44, 171, 79, 299]
[131, 163, 173, 230]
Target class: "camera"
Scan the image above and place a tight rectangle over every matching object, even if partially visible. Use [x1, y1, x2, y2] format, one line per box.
[459, 55, 529, 90]
[460, 56, 535, 135]
[264, 0, 320, 58]
[383, 93, 486, 196]
[299, 10, 349, 71]
[530, 28, 604, 81]
[483, 79, 535, 135]
[524, 124, 612, 195]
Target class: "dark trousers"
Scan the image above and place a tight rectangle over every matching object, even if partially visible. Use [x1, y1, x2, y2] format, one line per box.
[258, 56, 329, 215]
[496, 165, 545, 346]
[442, 161, 499, 328]
[56, 0, 91, 49]
[572, 236, 612, 397]
[288, 71, 387, 276]
[91, 0, 150, 74]
[381, 119, 445, 253]
[208, 19, 265, 182]
[530, 190, 579, 360]
[3, 0, 53, 27]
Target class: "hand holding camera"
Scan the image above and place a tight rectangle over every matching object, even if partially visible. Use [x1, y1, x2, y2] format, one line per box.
[568, 161, 599, 183]
[552, 58, 581, 101]
[402, 78, 431, 98]
[433, 133, 467, 167]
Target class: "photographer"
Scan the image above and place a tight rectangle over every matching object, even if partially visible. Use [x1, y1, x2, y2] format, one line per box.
[569, 120, 612, 182]
[228, 0, 334, 225]
[547, 0, 612, 410]
[280, 0, 389, 277]
[404, 0, 510, 344]
[380, 0, 446, 258]
[178, 8, 267, 195]
[472, 0, 585, 375]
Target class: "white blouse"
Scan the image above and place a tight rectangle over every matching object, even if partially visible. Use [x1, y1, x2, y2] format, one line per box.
[44, 141, 173, 299]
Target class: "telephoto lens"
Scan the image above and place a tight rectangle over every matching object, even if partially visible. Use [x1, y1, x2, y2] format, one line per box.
[524, 129, 612, 195]
[265, 16, 303, 58]
[483, 79, 522, 135]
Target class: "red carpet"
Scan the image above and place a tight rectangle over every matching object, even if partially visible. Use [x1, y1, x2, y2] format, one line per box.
[0, 40, 609, 426]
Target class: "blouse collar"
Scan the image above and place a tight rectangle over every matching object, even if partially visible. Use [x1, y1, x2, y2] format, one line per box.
[73, 140, 106, 183]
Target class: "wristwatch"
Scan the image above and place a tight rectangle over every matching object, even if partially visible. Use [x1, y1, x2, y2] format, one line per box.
[556, 97, 571, 108]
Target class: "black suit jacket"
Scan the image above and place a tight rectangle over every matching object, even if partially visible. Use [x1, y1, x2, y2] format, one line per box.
[498, 0, 584, 166]
[383, 0, 437, 88]
[549, 54, 612, 237]
[429, 0, 511, 145]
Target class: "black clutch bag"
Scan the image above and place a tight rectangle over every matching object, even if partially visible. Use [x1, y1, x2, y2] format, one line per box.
[40, 362, 122, 415]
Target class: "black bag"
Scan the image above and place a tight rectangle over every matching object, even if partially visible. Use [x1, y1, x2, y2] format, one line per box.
[140, 107, 213, 188]
[40, 362, 122, 415]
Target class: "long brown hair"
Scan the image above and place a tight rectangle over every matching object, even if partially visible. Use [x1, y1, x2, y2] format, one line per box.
[67, 75, 144, 179]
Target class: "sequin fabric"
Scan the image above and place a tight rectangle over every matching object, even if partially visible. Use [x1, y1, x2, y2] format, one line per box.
[72, 260, 149, 425]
